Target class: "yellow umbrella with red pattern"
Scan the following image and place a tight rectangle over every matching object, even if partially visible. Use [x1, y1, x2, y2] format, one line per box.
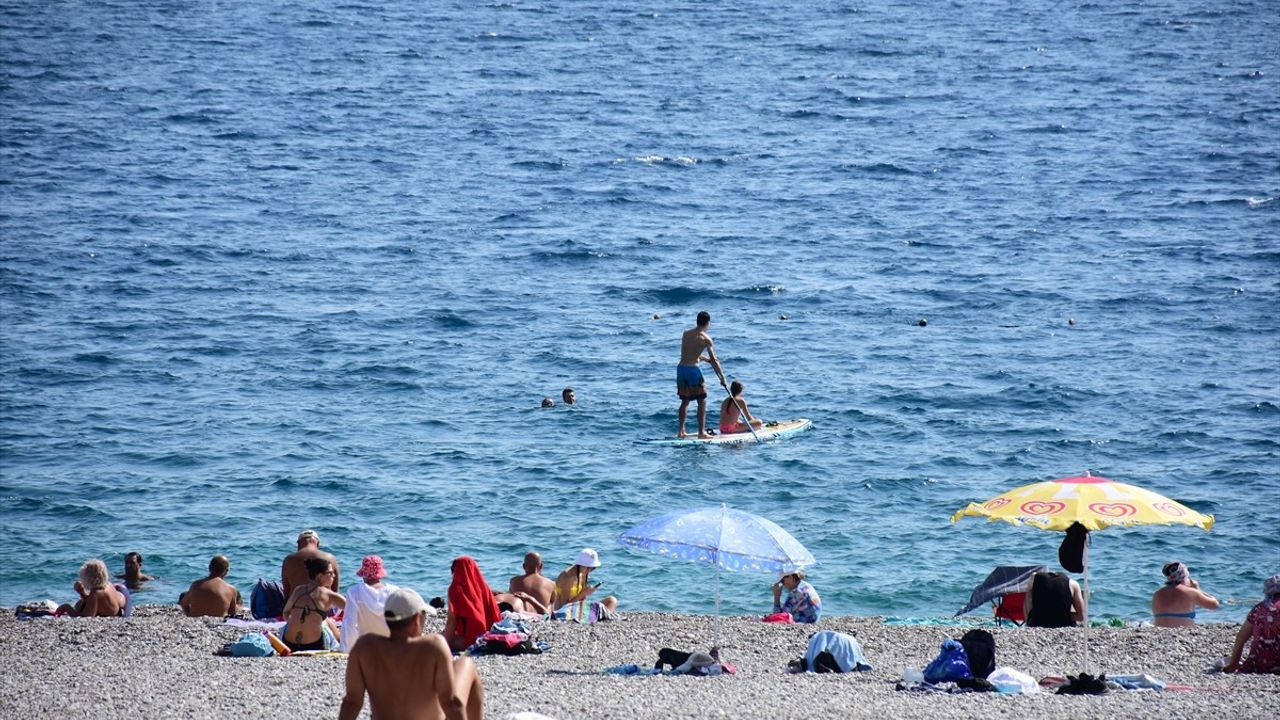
[951, 472, 1213, 671]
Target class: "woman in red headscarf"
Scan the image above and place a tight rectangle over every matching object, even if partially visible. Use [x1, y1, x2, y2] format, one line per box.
[443, 556, 501, 652]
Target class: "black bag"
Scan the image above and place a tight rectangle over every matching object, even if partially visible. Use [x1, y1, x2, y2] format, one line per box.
[655, 648, 693, 671]
[958, 629, 996, 679]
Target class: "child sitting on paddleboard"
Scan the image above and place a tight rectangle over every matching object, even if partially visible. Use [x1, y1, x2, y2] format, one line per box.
[719, 380, 764, 435]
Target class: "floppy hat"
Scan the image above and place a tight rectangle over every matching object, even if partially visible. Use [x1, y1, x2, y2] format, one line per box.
[384, 588, 427, 622]
[575, 548, 601, 568]
[779, 568, 805, 581]
[357, 555, 387, 581]
[297, 529, 320, 544]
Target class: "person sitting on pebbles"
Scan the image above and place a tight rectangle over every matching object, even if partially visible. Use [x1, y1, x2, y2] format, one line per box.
[1151, 561, 1219, 627]
[553, 548, 619, 621]
[281, 556, 345, 651]
[58, 559, 128, 617]
[179, 554, 242, 618]
[771, 569, 822, 623]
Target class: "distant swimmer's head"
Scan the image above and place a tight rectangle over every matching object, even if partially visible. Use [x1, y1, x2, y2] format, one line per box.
[730, 380, 743, 397]
[541, 397, 555, 408]
[697, 310, 711, 328]
[562, 387, 575, 404]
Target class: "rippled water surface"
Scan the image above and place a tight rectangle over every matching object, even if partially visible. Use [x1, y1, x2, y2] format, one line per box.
[2, 0, 1277, 620]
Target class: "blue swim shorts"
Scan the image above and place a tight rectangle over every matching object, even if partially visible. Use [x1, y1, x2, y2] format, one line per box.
[676, 364, 706, 400]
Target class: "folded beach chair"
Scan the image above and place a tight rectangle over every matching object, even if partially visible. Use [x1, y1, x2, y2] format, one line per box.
[954, 565, 1045, 626]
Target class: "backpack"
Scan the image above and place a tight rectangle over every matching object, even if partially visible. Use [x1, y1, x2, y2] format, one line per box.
[958, 629, 996, 680]
[250, 578, 286, 620]
[923, 638, 972, 683]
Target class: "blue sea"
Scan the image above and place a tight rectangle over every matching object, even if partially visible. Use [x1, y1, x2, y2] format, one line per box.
[2, 0, 1277, 622]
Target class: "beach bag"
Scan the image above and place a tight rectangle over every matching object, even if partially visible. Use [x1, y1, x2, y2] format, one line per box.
[923, 639, 972, 683]
[762, 612, 794, 623]
[958, 629, 996, 679]
[251, 578, 286, 619]
[228, 632, 275, 657]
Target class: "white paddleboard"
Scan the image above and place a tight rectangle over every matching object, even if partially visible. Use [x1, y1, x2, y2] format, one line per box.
[643, 418, 812, 446]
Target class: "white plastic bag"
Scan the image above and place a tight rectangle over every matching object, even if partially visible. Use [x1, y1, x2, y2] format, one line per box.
[987, 667, 1039, 694]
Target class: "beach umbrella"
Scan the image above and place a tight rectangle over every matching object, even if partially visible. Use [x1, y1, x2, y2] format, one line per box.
[951, 472, 1213, 671]
[617, 504, 817, 649]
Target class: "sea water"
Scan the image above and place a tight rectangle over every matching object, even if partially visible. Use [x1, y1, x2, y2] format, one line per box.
[1, 0, 1277, 621]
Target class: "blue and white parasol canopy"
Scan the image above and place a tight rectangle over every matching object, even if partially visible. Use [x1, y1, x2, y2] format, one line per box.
[617, 505, 816, 575]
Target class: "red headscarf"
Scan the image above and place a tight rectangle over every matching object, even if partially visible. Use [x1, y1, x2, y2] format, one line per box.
[447, 556, 501, 649]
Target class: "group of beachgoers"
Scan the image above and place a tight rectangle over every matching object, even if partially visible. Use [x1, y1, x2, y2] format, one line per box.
[48, 530, 1280, 717]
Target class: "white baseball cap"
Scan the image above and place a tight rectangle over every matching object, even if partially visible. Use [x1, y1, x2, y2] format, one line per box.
[575, 548, 601, 568]
[384, 588, 427, 622]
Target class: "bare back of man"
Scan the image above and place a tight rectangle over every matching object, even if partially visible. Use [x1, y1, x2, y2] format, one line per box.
[181, 576, 240, 618]
[282, 546, 339, 596]
[341, 633, 481, 720]
[508, 552, 555, 609]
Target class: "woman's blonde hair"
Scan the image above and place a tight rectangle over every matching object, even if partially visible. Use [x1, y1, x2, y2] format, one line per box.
[78, 559, 110, 590]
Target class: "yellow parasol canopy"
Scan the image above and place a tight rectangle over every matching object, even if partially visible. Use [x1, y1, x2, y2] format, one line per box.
[950, 473, 1213, 532]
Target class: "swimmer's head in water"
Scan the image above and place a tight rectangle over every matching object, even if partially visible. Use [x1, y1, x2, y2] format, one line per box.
[562, 387, 575, 404]
[540, 397, 554, 408]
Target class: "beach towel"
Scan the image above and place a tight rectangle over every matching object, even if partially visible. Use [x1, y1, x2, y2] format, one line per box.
[762, 612, 794, 624]
[228, 633, 274, 657]
[803, 630, 873, 673]
[1109, 674, 1166, 691]
[448, 556, 502, 650]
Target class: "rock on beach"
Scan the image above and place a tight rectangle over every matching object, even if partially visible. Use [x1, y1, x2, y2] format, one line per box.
[1, 606, 1275, 719]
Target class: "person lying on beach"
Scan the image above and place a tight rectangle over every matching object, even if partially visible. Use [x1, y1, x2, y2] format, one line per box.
[281, 556, 345, 652]
[553, 548, 619, 619]
[509, 551, 556, 610]
[443, 556, 501, 652]
[179, 555, 242, 618]
[282, 528, 340, 597]
[57, 559, 127, 617]
[1151, 561, 1219, 627]
[1024, 570, 1084, 628]
[115, 551, 155, 591]
[493, 590, 549, 616]
[719, 380, 764, 435]
[771, 569, 821, 623]
[1224, 574, 1280, 674]
[340, 588, 483, 720]
[342, 555, 400, 652]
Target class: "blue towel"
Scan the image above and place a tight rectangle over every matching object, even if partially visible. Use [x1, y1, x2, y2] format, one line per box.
[804, 630, 873, 672]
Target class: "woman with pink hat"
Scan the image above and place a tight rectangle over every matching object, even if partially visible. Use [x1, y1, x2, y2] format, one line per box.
[341, 555, 403, 652]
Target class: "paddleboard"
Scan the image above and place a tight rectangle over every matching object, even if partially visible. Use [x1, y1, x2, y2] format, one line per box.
[643, 418, 812, 446]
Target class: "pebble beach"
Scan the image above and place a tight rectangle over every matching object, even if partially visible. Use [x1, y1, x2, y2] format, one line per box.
[2, 606, 1275, 719]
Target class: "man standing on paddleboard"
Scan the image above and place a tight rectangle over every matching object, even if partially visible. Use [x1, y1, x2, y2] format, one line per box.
[676, 311, 727, 439]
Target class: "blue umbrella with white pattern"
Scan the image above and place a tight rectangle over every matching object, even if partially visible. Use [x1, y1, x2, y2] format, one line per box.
[617, 504, 817, 648]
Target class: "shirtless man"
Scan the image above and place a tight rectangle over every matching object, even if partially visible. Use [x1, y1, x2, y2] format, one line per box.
[282, 529, 340, 597]
[115, 551, 155, 590]
[507, 551, 556, 612]
[718, 380, 764, 435]
[340, 588, 483, 720]
[676, 310, 726, 439]
[179, 555, 242, 618]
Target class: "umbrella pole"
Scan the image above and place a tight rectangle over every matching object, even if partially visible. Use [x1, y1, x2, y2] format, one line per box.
[713, 560, 721, 650]
[1083, 536, 1090, 674]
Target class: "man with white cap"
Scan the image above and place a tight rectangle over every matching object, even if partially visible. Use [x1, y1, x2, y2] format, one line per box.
[282, 529, 340, 598]
[552, 548, 619, 620]
[339, 588, 484, 720]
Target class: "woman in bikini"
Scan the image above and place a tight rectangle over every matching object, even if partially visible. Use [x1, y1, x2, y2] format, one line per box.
[1151, 561, 1219, 627]
[553, 548, 618, 621]
[281, 557, 346, 651]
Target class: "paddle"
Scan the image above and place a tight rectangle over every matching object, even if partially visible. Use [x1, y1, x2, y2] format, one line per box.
[719, 378, 762, 442]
